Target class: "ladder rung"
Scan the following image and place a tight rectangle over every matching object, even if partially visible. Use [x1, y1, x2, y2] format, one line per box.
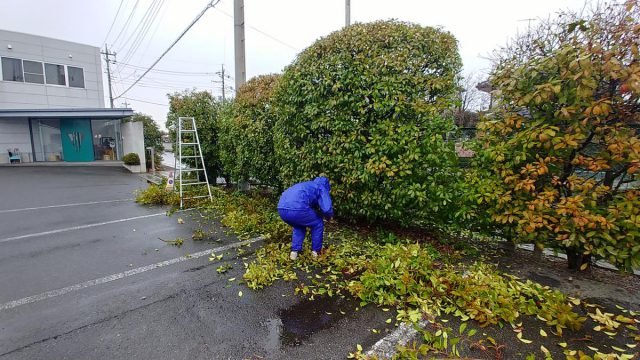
[184, 195, 212, 200]
[180, 129, 196, 132]
[180, 156, 201, 158]
[181, 182, 208, 186]
[180, 143, 198, 145]
[180, 168, 205, 172]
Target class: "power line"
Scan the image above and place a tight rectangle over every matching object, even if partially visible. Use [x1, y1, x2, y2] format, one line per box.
[215, 7, 300, 51]
[116, 61, 218, 76]
[115, 0, 221, 99]
[111, 0, 140, 46]
[118, 0, 166, 65]
[103, 0, 126, 45]
[125, 97, 168, 106]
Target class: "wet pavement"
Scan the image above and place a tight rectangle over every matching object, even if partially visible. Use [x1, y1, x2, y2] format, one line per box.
[0, 167, 390, 359]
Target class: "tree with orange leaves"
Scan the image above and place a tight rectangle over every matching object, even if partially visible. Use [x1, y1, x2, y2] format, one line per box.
[470, 1, 640, 271]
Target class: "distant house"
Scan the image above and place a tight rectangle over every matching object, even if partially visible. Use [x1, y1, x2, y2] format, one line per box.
[0, 29, 144, 167]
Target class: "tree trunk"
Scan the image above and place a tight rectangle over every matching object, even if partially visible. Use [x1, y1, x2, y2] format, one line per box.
[533, 243, 544, 260]
[566, 247, 592, 271]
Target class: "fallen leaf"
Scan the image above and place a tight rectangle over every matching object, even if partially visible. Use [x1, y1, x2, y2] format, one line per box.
[540, 329, 548, 337]
[177, 218, 184, 224]
[386, 318, 392, 324]
[238, 291, 243, 297]
[228, 277, 236, 282]
[558, 342, 567, 348]
[516, 332, 532, 344]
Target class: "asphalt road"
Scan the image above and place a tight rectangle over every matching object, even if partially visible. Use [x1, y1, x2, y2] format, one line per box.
[0, 167, 388, 360]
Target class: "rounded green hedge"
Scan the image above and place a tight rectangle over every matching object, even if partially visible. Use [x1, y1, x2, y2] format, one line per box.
[273, 20, 462, 224]
[123, 152, 140, 165]
[219, 74, 281, 187]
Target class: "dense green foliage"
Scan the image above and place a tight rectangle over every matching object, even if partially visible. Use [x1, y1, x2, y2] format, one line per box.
[218, 74, 281, 187]
[123, 152, 140, 165]
[166, 90, 225, 181]
[467, 3, 640, 271]
[273, 20, 462, 225]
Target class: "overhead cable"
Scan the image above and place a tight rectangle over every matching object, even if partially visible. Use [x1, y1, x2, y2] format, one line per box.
[115, 0, 221, 99]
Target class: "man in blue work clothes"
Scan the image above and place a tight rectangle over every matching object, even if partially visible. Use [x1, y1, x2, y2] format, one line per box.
[277, 177, 334, 260]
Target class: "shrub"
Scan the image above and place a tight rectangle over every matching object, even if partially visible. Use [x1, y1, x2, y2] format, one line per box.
[273, 20, 462, 226]
[123, 153, 140, 165]
[218, 74, 281, 187]
[473, 3, 640, 271]
[135, 183, 179, 206]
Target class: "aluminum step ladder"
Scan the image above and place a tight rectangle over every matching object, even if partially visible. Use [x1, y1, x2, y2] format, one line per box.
[174, 117, 213, 208]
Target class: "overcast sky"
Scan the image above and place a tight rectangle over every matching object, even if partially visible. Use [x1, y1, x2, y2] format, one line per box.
[0, 0, 591, 129]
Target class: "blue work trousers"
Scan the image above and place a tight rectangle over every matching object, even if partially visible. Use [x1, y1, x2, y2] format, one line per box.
[278, 208, 324, 252]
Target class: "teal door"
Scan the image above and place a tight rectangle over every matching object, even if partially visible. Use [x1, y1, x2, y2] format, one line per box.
[60, 119, 94, 162]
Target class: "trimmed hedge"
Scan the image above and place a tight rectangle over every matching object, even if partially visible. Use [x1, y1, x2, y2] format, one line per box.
[218, 74, 281, 187]
[273, 20, 462, 225]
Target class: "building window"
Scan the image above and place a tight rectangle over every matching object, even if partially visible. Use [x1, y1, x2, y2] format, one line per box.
[45, 63, 66, 86]
[23, 60, 44, 84]
[92, 120, 122, 161]
[30, 119, 64, 162]
[68, 66, 85, 88]
[1, 57, 23, 82]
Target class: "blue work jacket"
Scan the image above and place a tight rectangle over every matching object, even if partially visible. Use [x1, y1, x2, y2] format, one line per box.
[277, 177, 334, 218]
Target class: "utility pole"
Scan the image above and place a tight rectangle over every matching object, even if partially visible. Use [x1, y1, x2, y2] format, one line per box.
[215, 64, 230, 101]
[345, 0, 351, 27]
[220, 64, 226, 101]
[234, 0, 246, 91]
[101, 45, 117, 108]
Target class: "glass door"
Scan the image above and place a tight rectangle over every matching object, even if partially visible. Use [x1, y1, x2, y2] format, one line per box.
[60, 119, 94, 162]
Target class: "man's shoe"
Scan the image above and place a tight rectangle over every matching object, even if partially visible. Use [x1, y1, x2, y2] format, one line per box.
[290, 251, 298, 260]
[311, 251, 319, 259]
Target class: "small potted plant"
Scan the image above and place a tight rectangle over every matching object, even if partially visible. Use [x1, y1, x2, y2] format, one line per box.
[123, 152, 142, 173]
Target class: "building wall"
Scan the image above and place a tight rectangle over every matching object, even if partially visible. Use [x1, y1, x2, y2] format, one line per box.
[121, 121, 146, 173]
[0, 30, 104, 109]
[0, 118, 32, 164]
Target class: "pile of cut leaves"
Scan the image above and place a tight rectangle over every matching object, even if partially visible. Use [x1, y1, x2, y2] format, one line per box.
[148, 186, 640, 359]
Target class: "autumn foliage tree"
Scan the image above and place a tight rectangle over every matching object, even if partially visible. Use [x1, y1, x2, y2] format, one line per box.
[273, 20, 462, 225]
[472, 2, 640, 271]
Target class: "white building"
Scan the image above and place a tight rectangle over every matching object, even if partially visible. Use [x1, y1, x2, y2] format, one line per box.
[0, 29, 144, 168]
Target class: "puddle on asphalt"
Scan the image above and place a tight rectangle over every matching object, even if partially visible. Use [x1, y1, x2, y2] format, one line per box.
[264, 296, 356, 354]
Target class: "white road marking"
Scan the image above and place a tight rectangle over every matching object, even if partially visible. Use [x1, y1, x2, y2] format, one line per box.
[0, 198, 133, 214]
[0, 236, 264, 311]
[0, 213, 166, 244]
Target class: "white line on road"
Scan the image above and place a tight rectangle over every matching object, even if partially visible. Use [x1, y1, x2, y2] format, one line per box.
[0, 212, 166, 244]
[0, 236, 264, 311]
[0, 198, 134, 214]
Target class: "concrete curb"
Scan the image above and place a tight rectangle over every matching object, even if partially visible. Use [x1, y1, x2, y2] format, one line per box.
[365, 320, 428, 359]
